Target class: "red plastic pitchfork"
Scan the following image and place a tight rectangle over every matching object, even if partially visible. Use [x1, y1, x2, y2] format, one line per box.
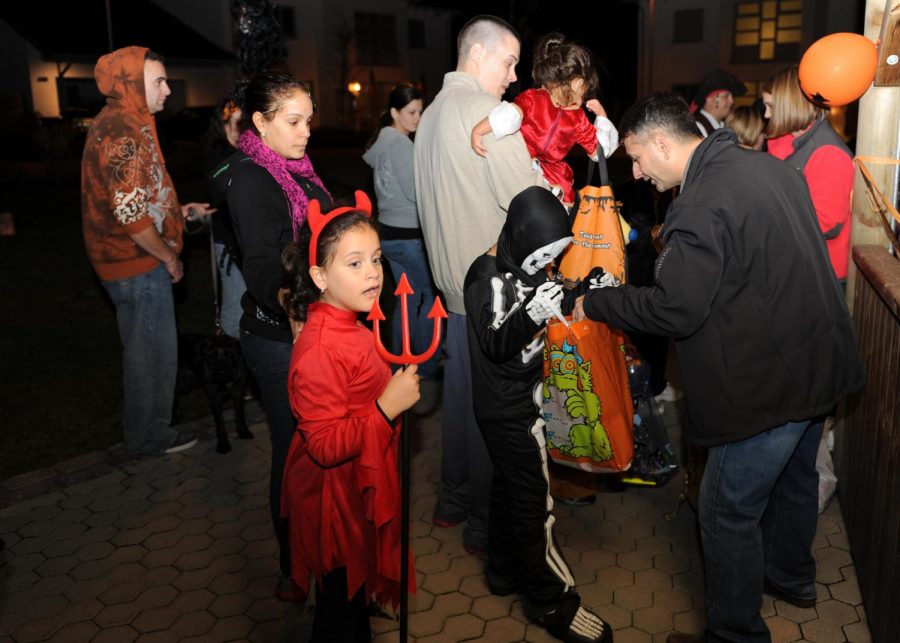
[368, 273, 446, 641]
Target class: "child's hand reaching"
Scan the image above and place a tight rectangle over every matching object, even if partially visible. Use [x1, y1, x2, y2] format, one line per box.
[585, 99, 607, 118]
[378, 364, 421, 421]
[472, 128, 489, 157]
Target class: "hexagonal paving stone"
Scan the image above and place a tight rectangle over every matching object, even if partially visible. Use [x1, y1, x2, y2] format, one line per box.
[420, 570, 461, 596]
[594, 565, 634, 591]
[438, 613, 485, 640]
[416, 551, 452, 575]
[131, 605, 181, 633]
[47, 620, 98, 642]
[617, 551, 653, 572]
[842, 618, 872, 642]
[652, 587, 693, 614]
[815, 547, 853, 584]
[800, 599, 861, 642]
[610, 626, 652, 643]
[458, 574, 490, 599]
[208, 591, 255, 619]
[633, 604, 674, 634]
[614, 584, 654, 611]
[471, 595, 512, 620]
[653, 552, 691, 575]
[634, 568, 672, 593]
[481, 615, 527, 642]
[90, 625, 141, 642]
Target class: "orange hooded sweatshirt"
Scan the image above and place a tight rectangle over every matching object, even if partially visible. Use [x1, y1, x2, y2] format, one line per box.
[81, 46, 183, 281]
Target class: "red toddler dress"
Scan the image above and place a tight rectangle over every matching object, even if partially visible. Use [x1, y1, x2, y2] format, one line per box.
[515, 88, 600, 204]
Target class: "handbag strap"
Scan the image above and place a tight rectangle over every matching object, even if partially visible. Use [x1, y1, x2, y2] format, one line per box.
[584, 151, 610, 189]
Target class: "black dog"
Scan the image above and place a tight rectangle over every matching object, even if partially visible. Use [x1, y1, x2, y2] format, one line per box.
[176, 332, 253, 453]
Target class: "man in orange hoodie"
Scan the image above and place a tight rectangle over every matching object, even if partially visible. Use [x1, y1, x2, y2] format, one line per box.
[81, 46, 214, 455]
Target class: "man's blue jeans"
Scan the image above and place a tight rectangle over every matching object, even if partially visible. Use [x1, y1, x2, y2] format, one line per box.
[102, 264, 179, 454]
[700, 419, 822, 642]
[380, 238, 442, 378]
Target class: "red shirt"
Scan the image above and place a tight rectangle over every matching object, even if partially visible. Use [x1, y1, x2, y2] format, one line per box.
[282, 302, 413, 606]
[515, 88, 599, 204]
[768, 129, 853, 280]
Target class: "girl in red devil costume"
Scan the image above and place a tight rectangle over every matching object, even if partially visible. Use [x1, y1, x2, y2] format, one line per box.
[280, 191, 420, 641]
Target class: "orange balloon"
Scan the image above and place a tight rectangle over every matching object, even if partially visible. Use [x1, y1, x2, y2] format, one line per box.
[799, 32, 877, 106]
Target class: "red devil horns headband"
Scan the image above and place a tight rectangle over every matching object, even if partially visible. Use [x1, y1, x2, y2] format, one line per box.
[308, 190, 373, 267]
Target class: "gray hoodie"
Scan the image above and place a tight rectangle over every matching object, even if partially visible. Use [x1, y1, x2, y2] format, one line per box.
[362, 126, 418, 229]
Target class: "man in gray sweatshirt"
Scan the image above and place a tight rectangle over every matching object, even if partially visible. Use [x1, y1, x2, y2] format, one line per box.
[413, 14, 542, 569]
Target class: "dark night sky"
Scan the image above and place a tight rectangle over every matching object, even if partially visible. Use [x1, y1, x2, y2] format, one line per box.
[430, 1, 640, 122]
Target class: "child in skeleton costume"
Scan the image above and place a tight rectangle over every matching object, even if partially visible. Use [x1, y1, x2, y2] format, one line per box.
[464, 186, 612, 643]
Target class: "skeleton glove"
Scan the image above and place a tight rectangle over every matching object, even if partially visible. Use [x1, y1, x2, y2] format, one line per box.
[526, 281, 565, 325]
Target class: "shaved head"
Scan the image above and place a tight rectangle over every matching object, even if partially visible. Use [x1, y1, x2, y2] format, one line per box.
[457, 15, 519, 66]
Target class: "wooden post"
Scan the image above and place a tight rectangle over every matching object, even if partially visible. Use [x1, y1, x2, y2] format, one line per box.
[847, 0, 900, 306]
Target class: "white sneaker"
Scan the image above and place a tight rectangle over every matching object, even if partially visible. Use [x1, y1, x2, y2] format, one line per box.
[654, 384, 682, 402]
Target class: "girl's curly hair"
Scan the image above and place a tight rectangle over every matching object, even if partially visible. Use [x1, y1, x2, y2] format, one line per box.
[281, 210, 378, 322]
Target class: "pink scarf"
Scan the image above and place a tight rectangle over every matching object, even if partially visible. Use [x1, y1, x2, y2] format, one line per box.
[238, 129, 331, 239]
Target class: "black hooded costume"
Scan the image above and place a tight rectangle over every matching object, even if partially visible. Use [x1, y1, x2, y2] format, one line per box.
[463, 186, 599, 631]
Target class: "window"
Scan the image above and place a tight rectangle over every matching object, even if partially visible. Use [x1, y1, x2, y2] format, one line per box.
[733, 1, 803, 63]
[355, 12, 398, 66]
[673, 9, 704, 44]
[274, 5, 296, 40]
[408, 19, 425, 49]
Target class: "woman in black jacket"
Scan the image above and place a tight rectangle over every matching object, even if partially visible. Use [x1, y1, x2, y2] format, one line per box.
[222, 71, 333, 602]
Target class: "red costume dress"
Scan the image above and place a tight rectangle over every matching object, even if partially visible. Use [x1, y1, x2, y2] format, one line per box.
[282, 302, 412, 606]
[515, 88, 599, 204]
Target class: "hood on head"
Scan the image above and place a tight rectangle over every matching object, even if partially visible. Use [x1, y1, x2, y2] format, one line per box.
[496, 186, 571, 285]
[95, 45, 150, 116]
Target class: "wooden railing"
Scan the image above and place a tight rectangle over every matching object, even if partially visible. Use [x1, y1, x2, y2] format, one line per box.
[836, 245, 900, 643]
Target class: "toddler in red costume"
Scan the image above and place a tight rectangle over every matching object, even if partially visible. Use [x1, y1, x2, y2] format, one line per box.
[471, 32, 618, 207]
[280, 191, 420, 641]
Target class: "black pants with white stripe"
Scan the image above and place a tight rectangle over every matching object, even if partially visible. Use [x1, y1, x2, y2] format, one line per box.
[479, 414, 575, 611]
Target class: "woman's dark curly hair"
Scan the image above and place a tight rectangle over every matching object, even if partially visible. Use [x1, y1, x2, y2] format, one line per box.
[231, 71, 316, 133]
[532, 32, 598, 106]
[281, 210, 379, 322]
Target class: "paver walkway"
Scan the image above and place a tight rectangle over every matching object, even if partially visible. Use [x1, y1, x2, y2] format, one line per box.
[0, 382, 870, 642]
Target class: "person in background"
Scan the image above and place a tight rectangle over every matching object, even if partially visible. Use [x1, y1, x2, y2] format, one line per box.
[211, 70, 333, 603]
[363, 84, 442, 379]
[690, 69, 747, 138]
[766, 65, 853, 287]
[81, 46, 215, 455]
[572, 92, 864, 643]
[206, 98, 247, 338]
[413, 15, 544, 557]
[725, 105, 766, 151]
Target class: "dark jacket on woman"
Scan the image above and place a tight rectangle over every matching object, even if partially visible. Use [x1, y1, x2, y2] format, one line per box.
[211, 151, 332, 343]
[583, 129, 864, 446]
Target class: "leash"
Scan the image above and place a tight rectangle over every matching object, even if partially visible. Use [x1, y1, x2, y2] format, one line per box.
[207, 220, 223, 335]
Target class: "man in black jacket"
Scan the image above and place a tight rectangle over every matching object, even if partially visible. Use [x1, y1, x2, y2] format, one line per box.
[573, 93, 864, 643]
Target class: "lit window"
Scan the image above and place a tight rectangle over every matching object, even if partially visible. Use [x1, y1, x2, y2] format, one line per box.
[777, 29, 802, 43]
[733, 0, 802, 63]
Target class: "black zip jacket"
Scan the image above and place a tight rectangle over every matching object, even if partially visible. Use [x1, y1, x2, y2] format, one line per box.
[210, 151, 332, 342]
[584, 129, 864, 446]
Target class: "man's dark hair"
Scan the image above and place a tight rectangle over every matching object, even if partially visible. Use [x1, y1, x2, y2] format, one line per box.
[145, 50, 166, 64]
[619, 92, 701, 142]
